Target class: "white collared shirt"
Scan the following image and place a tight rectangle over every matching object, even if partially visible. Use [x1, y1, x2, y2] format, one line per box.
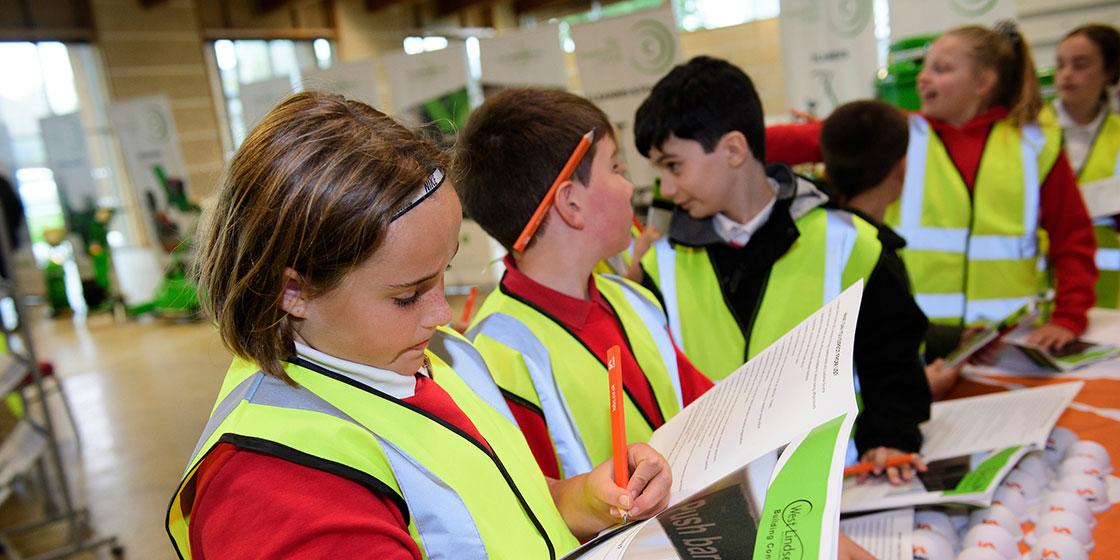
[1054, 100, 1108, 173]
[295, 341, 425, 400]
[712, 178, 779, 247]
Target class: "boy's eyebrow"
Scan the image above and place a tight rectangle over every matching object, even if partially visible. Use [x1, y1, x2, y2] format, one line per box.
[654, 153, 674, 165]
[385, 243, 460, 290]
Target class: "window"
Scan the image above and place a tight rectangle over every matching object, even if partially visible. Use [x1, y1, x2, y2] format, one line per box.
[0, 42, 133, 259]
[210, 39, 334, 149]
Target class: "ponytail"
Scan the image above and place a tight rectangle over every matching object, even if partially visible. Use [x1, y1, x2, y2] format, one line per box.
[947, 22, 1042, 128]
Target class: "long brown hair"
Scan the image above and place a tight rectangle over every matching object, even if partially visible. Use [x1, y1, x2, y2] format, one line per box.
[946, 22, 1041, 127]
[195, 91, 445, 383]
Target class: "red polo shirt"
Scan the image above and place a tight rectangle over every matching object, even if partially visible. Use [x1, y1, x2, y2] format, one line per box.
[500, 255, 714, 478]
[187, 371, 489, 560]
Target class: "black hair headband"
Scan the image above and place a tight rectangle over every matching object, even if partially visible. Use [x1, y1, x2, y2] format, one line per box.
[391, 168, 445, 222]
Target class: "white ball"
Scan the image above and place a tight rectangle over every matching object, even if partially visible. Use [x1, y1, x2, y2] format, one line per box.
[955, 546, 1004, 560]
[960, 524, 1019, 560]
[1039, 490, 1096, 528]
[1044, 427, 1079, 465]
[1028, 531, 1089, 560]
[1016, 451, 1053, 484]
[968, 504, 1023, 539]
[1064, 440, 1113, 475]
[1058, 455, 1107, 482]
[912, 528, 956, 560]
[915, 509, 961, 546]
[1055, 473, 1111, 513]
[1035, 510, 1094, 551]
[991, 486, 1029, 521]
[1001, 469, 1044, 505]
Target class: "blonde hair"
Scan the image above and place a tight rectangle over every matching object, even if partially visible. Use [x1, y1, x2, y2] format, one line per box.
[946, 22, 1042, 127]
[195, 91, 445, 384]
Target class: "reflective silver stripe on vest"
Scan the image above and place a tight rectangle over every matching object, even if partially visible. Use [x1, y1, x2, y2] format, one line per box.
[427, 330, 517, 426]
[377, 437, 487, 560]
[191, 371, 489, 559]
[653, 237, 684, 346]
[1097, 248, 1120, 272]
[467, 314, 595, 476]
[824, 210, 858, 301]
[915, 293, 966, 321]
[600, 274, 684, 410]
[897, 117, 1041, 261]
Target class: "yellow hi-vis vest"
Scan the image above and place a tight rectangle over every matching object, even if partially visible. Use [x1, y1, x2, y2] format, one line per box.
[640, 206, 882, 381]
[887, 114, 1062, 326]
[166, 328, 579, 560]
[467, 274, 684, 478]
[1076, 111, 1120, 308]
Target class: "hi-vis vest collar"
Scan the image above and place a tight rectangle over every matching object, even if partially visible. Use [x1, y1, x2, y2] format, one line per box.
[665, 163, 829, 248]
[166, 328, 578, 560]
[890, 113, 1061, 325]
[467, 274, 683, 478]
[643, 206, 881, 381]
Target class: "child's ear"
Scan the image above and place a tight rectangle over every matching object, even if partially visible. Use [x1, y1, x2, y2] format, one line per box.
[720, 131, 751, 168]
[552, 179, 586, 230]
[280, 267, 310, 319]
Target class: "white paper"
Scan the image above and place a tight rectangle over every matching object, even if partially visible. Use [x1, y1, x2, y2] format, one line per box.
[649, 284, 861, 495]
[565, 283, 864, 559]
[1079, 177, 1120, 218]
[1083, 308, 1120, 346]
[839, 509, 914, 560]
[919, 382, 1082, 461]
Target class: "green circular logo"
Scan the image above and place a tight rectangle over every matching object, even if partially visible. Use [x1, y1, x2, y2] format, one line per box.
[827, 0, 872, 38]
[952, 0, 998, 16]
[143, 106, 169, 142]
[627, 19, 676, 76]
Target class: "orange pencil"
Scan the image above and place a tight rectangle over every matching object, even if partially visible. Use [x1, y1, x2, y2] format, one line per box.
[843, 453, 920, 477]
[631, 215, 645, 234]
[513, 130, 595, 252]
[608, 345, 628, 491]
[459, 286, 479, 325]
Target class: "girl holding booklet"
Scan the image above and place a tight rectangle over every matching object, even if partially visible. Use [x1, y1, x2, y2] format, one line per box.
[165, 91, 672, 559]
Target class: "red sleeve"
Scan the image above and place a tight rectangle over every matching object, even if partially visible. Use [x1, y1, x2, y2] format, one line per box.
[672, 337, 714, 406]
[765, 122, 823, 165]
[1039, 151, 1099, 335]
[504, 396, 562, 479]
[190, 446, 421, 560]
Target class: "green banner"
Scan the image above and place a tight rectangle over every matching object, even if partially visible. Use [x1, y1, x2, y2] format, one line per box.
[753, 414, 848, 560]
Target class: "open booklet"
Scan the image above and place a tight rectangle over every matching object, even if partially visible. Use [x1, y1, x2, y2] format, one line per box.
[942, 300, 1038, 369]
[563, 282, 864, 559]
[839, 508, 913, 560]
[840, 382, 1082, 513]
[1004, 336, 1120, 372]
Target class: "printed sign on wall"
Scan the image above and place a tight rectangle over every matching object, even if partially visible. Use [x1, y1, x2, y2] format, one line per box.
[39, 113, 98, 212]
[780, 0, 880, 116]
[303, 59, 380, 108]
[889, 0, 1016, 40]
[383, 43, 471, 141]
[479, 24, 568, 94]
[571, 6, 680, 189]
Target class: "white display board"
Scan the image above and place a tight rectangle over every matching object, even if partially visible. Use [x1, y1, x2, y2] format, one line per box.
[39, 113, 98, 211]
[302, 59, 380, 108]
[239, 76, 294, 132]
[479, 24, 568, 90]
[108, 95, 189, 247]
[383, 43, 470, 119]
[780, 0, 880, 115]
[889, 0, 1016, 40]
[571, 7, 680, 189]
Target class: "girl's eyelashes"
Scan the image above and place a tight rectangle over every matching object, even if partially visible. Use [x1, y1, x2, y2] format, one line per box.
[392, 292, 421, 308]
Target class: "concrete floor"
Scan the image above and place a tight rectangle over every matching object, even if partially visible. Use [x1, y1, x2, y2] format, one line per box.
[1, 311, 229, 560]
[0, 292, 475, 559]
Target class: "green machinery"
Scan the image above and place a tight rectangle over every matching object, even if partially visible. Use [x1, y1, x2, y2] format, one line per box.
[125, 166, 201, 318]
